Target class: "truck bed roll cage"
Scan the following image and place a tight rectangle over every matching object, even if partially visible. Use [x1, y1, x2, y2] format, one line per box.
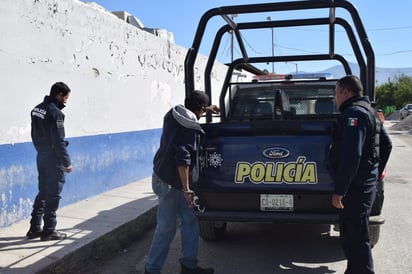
[184, 0, 375, 123]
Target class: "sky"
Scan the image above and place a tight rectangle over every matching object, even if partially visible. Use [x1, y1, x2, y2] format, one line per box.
[87, 0, 412, 73]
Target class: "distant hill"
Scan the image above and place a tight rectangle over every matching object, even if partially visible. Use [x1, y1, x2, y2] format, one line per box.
[375, 67, 412, 84]
[317, 63, 412, 85]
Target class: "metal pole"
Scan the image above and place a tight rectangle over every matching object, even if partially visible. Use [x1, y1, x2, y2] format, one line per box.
[267, 16, 274, 73]
[230, 14, 237, 63]
[231, 30, 234, 62]
[271, 27, 274, 73]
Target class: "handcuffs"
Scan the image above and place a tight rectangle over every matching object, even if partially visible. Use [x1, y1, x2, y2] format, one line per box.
[184, 190, 205, 213]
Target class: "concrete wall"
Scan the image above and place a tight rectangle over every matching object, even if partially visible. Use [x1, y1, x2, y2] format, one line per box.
[0, 0, 230, 227]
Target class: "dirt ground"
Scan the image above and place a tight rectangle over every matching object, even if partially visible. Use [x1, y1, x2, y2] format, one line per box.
[386, 111, 412, 131]
[385, 111, 412, 145]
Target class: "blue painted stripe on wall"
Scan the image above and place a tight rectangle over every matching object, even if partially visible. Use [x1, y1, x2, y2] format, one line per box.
[0, 128, 161, 227]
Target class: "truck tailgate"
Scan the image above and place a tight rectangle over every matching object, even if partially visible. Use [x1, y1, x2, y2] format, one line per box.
[197, 120, 337, 214]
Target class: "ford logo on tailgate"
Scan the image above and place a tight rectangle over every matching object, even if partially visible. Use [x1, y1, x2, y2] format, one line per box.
[262, 147, 290, 159]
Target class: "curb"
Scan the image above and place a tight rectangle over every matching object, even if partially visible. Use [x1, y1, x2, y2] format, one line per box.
[39, 206, 157, 274]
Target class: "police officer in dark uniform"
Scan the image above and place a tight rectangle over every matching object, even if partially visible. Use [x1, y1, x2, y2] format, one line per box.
[26, 82, 72, 241]
[331, 75, 392, 274]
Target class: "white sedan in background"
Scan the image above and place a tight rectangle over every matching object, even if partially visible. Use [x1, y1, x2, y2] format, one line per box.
[400, 104, 412, 119]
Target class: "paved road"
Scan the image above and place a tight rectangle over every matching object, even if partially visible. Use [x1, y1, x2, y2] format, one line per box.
[73, 128, 412, 274]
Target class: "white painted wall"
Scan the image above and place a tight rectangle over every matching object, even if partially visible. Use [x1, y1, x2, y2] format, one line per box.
[0, 0, 230, 145]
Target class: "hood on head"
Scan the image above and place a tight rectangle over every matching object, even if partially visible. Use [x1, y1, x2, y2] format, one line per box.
[172, 105, 204, 133]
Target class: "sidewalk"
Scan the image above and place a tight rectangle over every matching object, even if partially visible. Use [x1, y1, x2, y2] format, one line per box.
[0, 177, 157, 274]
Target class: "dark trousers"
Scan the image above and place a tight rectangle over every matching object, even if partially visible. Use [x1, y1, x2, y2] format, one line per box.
[340, 185, 376, 274]
[29, 151, 65, 235]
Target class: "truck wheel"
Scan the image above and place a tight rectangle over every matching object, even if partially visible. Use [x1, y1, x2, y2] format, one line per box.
[199, 221, 227, 241]
[369, 225, 380, 248]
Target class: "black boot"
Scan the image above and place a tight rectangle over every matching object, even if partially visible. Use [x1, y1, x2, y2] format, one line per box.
[181, 263, 214, 274]
[40, 230, 67, 241]
[26, 228, 43, 239]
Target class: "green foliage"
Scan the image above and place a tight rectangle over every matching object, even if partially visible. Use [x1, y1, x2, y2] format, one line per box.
[376, 74, 412, 113]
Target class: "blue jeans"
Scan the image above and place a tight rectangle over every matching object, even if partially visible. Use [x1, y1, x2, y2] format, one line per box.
[145, 173, 199, 273]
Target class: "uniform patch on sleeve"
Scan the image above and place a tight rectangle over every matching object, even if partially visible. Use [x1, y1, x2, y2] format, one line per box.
[57, 119, 64, 128]
[347, 117, 358, 126]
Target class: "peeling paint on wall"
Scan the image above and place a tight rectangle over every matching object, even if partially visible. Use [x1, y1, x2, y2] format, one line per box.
[0, 0, 236, 228]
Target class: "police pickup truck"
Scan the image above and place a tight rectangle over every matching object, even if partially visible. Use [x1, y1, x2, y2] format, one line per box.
[184, 0, 384, 246]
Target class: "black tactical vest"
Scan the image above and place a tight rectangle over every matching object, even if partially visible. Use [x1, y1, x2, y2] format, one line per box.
[329, 100, 381, 170]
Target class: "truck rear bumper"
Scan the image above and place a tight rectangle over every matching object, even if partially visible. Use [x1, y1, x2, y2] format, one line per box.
[196, 210, 385, 225]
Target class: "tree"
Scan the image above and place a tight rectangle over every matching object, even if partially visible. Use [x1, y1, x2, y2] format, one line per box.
[375, 81, 396, 108]
[394, 75, 412, 107]
[376, 74, 412, 111]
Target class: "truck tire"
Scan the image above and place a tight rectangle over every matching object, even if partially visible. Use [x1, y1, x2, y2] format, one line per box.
[199, 221, 227, 241]
[369, 225, 380, 248]
[332, 224, 379, 248]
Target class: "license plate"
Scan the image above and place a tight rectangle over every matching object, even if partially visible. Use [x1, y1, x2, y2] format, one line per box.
[260, 194, 294, 211]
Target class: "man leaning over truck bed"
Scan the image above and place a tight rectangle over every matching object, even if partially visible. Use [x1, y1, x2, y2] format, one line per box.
[144, 90, 219, 274]
[331, 75, 392, 274]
